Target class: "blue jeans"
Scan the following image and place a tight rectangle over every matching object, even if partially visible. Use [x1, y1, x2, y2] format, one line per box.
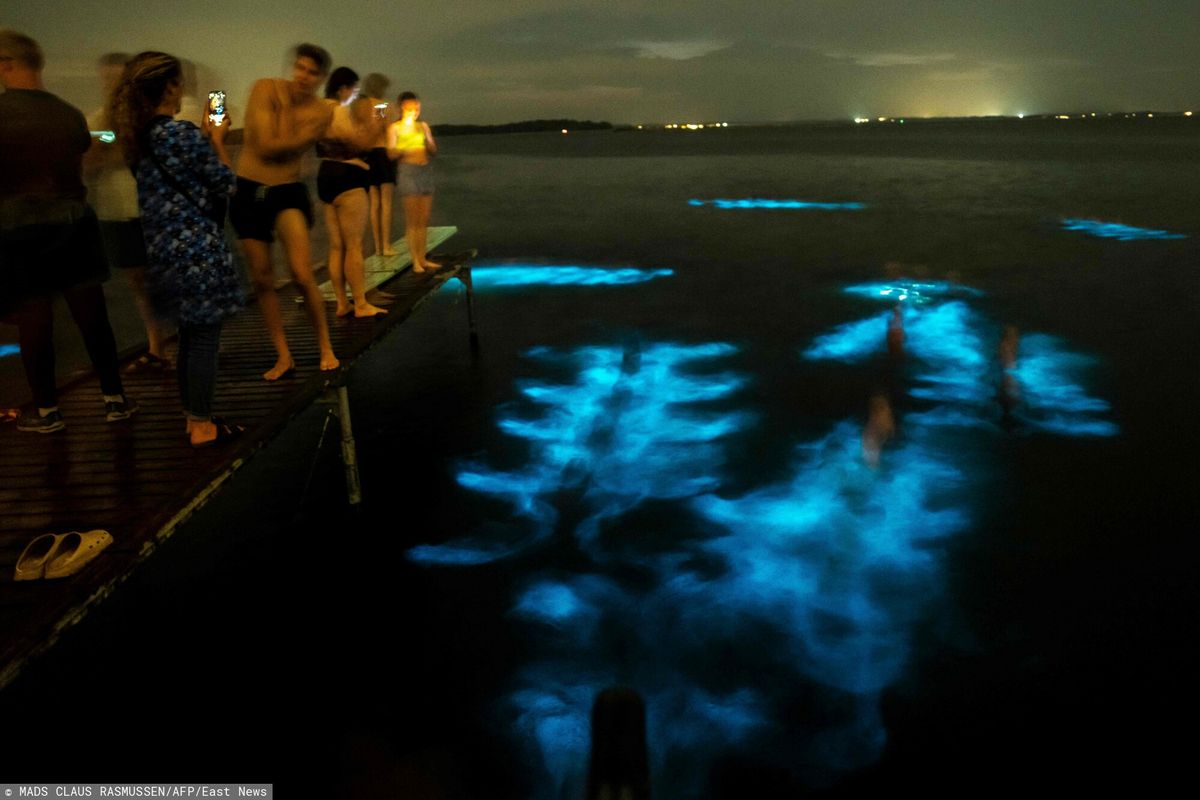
[177, 322, 221, 420]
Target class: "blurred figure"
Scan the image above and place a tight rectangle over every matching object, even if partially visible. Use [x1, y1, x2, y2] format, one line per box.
[998, 324, 1021, 418]
[861, 392, 895, 468]
[387, 91, 439, 273]
[85, 51, 169, 371]
[360, 72, 397, 257]
[586, 687, 651, 800]
[231, 43, 339, 380]
[316, 66, 387, 317]
[110, 51, 245, 447]
[0, 29, 137, 432]
[886, 303, 905, 358]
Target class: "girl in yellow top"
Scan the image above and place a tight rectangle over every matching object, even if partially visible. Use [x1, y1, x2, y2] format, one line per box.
[386, 91, 439, 273]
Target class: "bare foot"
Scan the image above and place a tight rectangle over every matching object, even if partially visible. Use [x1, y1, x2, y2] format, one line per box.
[424, 258, 443, 270]
[263, 358, 296, 381]
[354, 302, 389, 318]
[335, 302, 354, 318]
[411, 264, 426, 274]
[190, 420, 217, 446]
[381, 249, 398, 257]
[320, 352, 341, 371]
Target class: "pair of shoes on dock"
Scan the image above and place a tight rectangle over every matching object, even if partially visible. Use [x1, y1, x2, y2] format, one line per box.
[14, 530, 113, 581]
[15, 395, 139, 433]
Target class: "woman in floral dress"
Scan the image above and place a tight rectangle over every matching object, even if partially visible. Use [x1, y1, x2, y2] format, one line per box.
[110, 51, 245, 446]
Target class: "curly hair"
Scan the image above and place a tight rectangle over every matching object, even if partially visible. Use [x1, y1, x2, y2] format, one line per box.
[108, 51, 182, 163]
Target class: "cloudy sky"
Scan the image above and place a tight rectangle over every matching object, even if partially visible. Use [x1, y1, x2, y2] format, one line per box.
[8, 0, 1199, 124]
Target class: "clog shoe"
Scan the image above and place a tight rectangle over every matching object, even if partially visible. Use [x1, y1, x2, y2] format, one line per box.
[14, 533, 67, 581]
[43, 530, 113, 579]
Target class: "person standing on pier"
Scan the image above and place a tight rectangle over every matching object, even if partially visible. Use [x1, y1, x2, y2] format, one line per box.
[316, 67, 388, 318]
[230, 43, 340, 380]
[360, 72, 398, 258]
[387, 91, 440, 274]
[111, 51, 246, 447]
[0, 29, 137, 432]
[85, 51, 170, 373]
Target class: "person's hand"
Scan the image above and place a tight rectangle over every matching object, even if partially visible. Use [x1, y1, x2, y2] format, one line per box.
[202, 108, 233, 146]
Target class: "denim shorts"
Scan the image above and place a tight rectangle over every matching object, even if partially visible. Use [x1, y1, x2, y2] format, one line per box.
[397, 162, 434, 197]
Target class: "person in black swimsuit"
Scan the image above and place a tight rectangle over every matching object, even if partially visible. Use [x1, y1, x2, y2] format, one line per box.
[316, 66, 386, 317]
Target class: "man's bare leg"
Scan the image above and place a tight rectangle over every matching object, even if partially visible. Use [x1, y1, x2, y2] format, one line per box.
[243, 238, 295, 380]
[276, 208, 340, 371]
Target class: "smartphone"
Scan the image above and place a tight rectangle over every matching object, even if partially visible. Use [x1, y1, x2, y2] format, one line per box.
[373, 102, 388, 120]
[207, 90, 227, 126]
[89, 130, 116, 144]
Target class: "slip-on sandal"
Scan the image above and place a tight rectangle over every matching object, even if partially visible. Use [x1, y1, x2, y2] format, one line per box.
[43, 530, 113, 579]
[191, 417, 246, 449]
[14, 533, 67, 581]
[125, 352, 170, 374]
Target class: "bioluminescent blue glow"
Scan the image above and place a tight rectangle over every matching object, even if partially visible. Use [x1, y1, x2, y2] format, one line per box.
[409, 294, 1119, 794]
[804, 288, 1118, 437]
[469, 264, 674, 288]
[408, 341, 750, 566]
[688, 198, 866, 211]
[0, 344, 19, 359]
[1061, 218, 1187, 241]
[842, 281, 984, 305]
[1008, 334, 1119, 437]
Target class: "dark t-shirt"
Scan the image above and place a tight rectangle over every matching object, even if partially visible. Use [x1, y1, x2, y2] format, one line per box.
[0, 88, 107, 311]
[0, 88, 91, 210]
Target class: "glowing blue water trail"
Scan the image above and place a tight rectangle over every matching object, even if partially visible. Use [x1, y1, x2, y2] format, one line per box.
[803, 290, 1118, 436]
[842, 280, 984, 305]
[468, 264, 674, 289]
[1008, 334, 1118, 436]
[408, 342, 750, 566]
[0, 344, 20, 359]
[505, 416, 971, 795]
[689, 198, 867, 211]
[1061, 218, 1187, 241]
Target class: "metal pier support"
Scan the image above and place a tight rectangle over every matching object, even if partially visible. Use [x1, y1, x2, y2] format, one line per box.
[457, 263, 479, 353]
[334, 383, 362, 506]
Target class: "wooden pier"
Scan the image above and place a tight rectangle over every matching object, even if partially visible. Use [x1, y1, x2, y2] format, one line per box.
[0, 242, 477, 690]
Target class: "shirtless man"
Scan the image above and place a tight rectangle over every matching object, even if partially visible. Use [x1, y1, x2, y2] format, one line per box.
[231, 43, 339, 379]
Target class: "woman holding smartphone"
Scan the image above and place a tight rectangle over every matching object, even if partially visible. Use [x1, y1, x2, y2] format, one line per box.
[387, 91, 439, 274]
[110, 51, 245, 446]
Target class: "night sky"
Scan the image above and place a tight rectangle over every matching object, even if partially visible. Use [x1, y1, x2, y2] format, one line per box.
[8, 0, 1199, 124]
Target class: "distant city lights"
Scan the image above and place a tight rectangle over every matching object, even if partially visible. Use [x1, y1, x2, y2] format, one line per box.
[661, 122, 730, 130]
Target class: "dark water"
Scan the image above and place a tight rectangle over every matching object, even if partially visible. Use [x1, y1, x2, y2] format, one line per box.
[2, 121, 1198, 796]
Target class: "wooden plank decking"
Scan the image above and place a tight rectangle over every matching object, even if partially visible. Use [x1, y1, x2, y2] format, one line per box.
[0, 246, 476, 690]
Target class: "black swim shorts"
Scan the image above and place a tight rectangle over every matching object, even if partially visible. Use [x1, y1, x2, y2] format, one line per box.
[316, 160, 371, 204]
[365, 147, 395, 186]
[229, 177, 314, 242]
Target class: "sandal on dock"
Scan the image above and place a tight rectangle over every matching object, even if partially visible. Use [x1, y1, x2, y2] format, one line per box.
[44, 530, 114, 579]
[125, 353, 169, 374]
[191, 417, 246, 449]
[15, 533, 66, 581]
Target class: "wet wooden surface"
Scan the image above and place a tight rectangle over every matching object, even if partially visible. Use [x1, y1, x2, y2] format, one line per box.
[0, 253, 475, 688]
